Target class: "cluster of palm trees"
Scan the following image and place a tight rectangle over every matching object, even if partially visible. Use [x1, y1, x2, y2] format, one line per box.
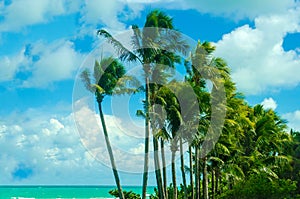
[80, 10, 300, 199]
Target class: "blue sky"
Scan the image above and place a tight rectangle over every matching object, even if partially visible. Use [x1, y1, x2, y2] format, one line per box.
[0, 0, 300, 185]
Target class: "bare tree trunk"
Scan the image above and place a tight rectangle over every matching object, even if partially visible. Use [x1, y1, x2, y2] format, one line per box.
[202, 157, 208, 199]
[189, 146, 194, 199]
[195, 147, 200, 199]
[171, 150, 177, 199]
[98, 103, 125, 199]
[180, 138, 188, 199]
[212, 169, 215, 199]
[215, 169, 219, 195]
[198, 150, 202, 199]
[161, 139, 168, 199]
[142, 77, 150, 199]
[219, 172, 223, 194]
[153, 136, 164, 199]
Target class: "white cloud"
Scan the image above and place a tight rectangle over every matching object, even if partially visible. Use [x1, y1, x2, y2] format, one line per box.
[261, 97, 277, 110]
[50, 118, 65, 131]
[79, 0, 144, 36]
[73, 98, 152, 173]
[0, 48, 29, 82]
[81, 0, 126, 30]
[0, 104, 170, 184]
[129, 143, 144, 154]
[0, 107, 115, 184]
[283, 110, 300, 131]
[162, 0, 295, 20]
[214, 7, 300, 95]
[0, 0, 80, 32]
[24, 40, 85, 87]
[0, 39, 85, 87]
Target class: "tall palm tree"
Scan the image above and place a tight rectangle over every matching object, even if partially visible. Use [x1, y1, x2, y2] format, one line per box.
[154, 80, 200, 199]
[98, 10, 188, 199]
[80, 57, 126, 199]
[155, 84, 181, 199]
[184, 40, 232, 198]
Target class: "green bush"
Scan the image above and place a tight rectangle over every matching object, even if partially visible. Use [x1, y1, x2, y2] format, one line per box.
[219, 173, 297, 199]
[109, 189, 141, 199]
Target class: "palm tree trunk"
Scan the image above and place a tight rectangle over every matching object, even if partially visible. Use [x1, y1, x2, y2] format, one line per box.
[212, 169, 215, 199]
[215, 169, 219, 195]
[142, 76, 151, 199]
[180, 138, 188, 199]
[153, 136, 164, 199]
[161, 139, 168, 199]
[171, 149, 177, 199]
[195, 147, 199, 199]
[202, 157, 208, 199]
[98, 103, 125, 199]
[219, 172, 223, 194]
[189, 146, 194, 199]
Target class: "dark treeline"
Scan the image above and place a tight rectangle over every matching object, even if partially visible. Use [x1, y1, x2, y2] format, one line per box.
[82, 10, 300, 199]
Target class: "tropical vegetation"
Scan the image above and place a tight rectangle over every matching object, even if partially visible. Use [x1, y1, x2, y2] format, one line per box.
[82, 9, 300, 199]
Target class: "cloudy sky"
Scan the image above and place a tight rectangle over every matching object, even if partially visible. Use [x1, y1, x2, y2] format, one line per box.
[0, 0, 300, 185]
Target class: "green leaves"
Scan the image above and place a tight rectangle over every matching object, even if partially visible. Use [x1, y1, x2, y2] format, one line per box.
[80, 56, 132, 103]
[97, 29, 140, 63]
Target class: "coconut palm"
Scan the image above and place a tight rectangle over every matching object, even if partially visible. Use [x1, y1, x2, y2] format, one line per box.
[80, 57, 126, 199]
[98, 10, 188, 199]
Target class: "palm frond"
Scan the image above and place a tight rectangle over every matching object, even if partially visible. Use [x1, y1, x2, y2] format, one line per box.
[136, 110, 146, 119]
[80, 69, 94, 92]
[97, 29, 142, 63]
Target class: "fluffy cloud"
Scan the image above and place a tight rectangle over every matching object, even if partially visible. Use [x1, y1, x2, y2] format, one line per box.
[261, 98, 277, 110]
[0, 110, 71, 183]
[0, 0, 80, 32]
[0, 107, 118, 184]
[73, 98, 160, 173]
[0, 0, 145, 35]
[0, 103, 171, 184]
[23, 40, 85, 87]
[79, 0, 144, 35]
[214, 7, 300, 95]
[160, 0, 295, 20]
[0, 48, 29, 82]
[81, 0, 126, 30]
[283, 110, 300, 131]
[0, 39, 85, 87]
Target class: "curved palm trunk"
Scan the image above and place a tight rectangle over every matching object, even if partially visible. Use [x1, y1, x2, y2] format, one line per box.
[195, 147, 200, 199]
[161, 139, 168, 199]
[219, 171, 223, 194]
[180, 138, 188, 199]
[212, 169, 215, 199]
[202, 157, 208, 199]
[152, 89, 165, 199]
[153, 136, 164, 199]
[171, 150, 177, 199]
[215, 169, 219, 195]
[189, 146, 194, 199]
[142, 76, 151, 199]
[98, 103, 125, 199]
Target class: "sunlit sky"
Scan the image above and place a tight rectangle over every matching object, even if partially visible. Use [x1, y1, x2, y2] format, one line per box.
[0, 0, 300, 185]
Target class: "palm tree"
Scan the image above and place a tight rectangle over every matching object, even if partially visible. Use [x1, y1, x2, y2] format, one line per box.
[80, 57, 126, 199]
[154, 84, 181, 199]
[184, 40, 233, 198]
[98, 10, 188, 199]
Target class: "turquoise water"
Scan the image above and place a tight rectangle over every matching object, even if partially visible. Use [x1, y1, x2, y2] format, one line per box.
[0, 186, 155, 199]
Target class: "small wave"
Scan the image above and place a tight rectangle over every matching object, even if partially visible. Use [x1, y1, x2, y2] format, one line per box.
[11, 197, 36, 199]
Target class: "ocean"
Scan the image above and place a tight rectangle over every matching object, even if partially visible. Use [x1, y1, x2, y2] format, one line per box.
[0, 186, 155, 199]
